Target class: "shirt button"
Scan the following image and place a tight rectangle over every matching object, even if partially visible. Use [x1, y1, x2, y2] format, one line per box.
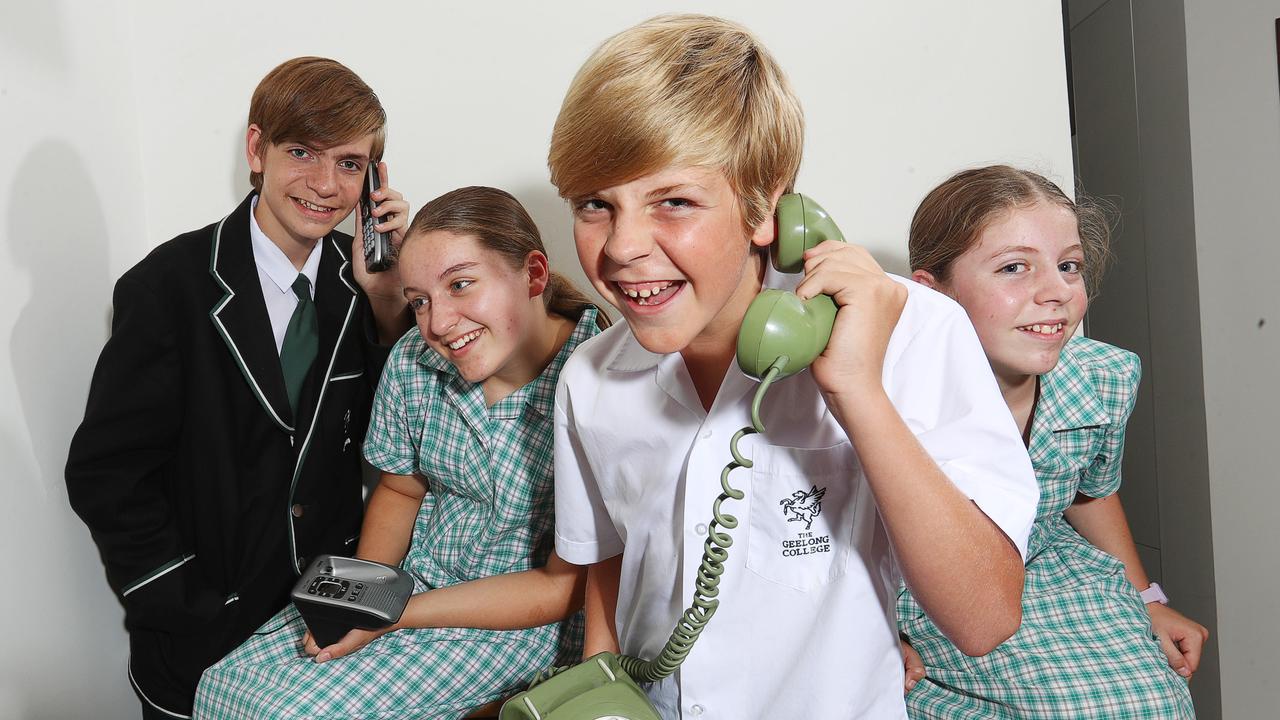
[691, 704, 705, 716]
[694, 523, 708, 535]
[291, 504, 305, 518]
[700, 428, 713, 439]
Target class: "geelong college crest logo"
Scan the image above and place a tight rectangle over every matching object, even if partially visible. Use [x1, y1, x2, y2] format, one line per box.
[779, 485, 826, 530]
[778, 485, 832, 558]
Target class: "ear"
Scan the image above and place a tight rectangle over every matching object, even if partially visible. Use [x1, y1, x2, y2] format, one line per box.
[525, 250, 551, 299]
[749, 184, 790, 249]
[246, 124, 266, 174]
[911, 268, 943, 290]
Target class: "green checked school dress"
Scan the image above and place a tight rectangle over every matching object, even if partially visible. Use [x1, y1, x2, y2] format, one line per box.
[897, 337, 1195, 719]
[193, 308, 599, 720]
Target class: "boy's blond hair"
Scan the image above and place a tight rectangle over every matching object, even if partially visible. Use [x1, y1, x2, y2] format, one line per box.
[548, 14, 804, 232]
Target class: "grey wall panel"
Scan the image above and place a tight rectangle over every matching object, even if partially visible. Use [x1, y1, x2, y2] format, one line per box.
[1129, 2, 1219, 714]
[1068, 0, 1220, 715]
[1071, 0, 1163, 558]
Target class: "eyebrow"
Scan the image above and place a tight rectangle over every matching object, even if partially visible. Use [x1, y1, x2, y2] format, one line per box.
[399, 262, 481, 297]
[645, 183, 705, 199]
[987, 245, 1039, 259]
[987, 243, 1083, 259]
[439, 261, 478, 280]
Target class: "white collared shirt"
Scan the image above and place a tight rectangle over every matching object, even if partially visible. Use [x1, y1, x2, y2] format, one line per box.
[554, 270, 1038, 720]
[249, 195, 323, 354]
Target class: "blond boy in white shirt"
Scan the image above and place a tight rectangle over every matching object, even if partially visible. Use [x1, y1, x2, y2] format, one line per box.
[549, 14, 1039, 719]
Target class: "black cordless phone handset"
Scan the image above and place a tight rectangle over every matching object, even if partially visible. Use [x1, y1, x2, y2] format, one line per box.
[361, 164, 393, 272]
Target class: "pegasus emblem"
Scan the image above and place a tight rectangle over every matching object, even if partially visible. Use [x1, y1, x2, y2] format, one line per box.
[779, 485, 827, 530]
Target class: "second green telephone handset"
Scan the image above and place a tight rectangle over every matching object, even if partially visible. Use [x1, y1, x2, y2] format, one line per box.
[499, 195, 845, 720]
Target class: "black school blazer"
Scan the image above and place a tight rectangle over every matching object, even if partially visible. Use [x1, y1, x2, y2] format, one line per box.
[66, 193, 390, 712]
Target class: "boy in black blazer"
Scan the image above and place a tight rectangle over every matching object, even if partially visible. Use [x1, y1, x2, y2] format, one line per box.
[65, 57, 413, 719]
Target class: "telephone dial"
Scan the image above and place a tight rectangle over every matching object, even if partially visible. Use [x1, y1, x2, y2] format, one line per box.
[499, 194, 845, 720]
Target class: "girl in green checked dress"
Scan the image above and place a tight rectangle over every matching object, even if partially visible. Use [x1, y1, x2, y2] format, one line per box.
[897, 166, 1208, 719]
[195, 186, 610, 719]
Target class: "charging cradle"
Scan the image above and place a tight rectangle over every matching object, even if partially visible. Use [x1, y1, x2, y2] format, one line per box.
[291, 555, 414, 647]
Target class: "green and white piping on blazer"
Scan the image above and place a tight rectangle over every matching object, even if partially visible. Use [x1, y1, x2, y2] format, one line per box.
[208, 212, 296, 434]
[283, 234, 358, 573]
[121, 553, 196, 598]
[208, 211, 361, 575]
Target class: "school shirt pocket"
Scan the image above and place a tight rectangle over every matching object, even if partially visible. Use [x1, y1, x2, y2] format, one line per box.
[746, 441, 861, 591]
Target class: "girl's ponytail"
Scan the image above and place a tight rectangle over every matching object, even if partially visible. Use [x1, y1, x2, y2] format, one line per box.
[544, 272, 612, 330]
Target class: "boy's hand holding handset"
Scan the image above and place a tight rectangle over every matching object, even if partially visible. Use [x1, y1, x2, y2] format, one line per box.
[795, 239, 907, 409]
[351, 161, 409, 293]
[351, 160, 412, 343]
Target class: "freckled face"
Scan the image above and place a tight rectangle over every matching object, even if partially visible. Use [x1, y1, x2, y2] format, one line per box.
[937, 202, 1088, 385]
[571, 166, 771, 356]
[400, 231, 538, 385]
[247, 126, 374, 246]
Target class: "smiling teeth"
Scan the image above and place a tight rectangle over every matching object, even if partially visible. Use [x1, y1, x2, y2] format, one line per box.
[1021, 323, 1064, 335]
[621, 281, 673, 299]
[619, 281, 679, 305]
[448, 330, 482, 350]
[296, 198, 332, 212]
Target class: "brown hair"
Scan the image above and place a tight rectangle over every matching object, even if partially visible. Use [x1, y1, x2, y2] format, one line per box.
[406, 186, 611, 330]
[547, 13, 803, 232]
[247, 57, 386, 191]
[908, 165, 1113, 297]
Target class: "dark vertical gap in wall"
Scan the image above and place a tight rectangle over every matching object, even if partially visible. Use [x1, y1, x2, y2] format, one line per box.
[1064, 0, 1078, 138]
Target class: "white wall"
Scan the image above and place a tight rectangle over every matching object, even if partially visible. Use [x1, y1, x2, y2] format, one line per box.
[1183, 2, 1280, 717]
[0, 1, 148, 717]
[0, 1, 1072, 717]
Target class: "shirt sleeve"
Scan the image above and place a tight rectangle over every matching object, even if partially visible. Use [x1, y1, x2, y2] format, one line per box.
[884, 297, 1040, 560]
[362, 339, 420, 476]
[553, 369, 624, 565]
[1077, 348, 1141, 498]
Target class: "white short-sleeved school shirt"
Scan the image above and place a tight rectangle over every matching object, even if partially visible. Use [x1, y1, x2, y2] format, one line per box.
[553, 272, 1038, 720]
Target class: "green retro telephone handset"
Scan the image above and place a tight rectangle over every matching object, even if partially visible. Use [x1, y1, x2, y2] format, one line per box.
[498, 195, 845, 720]
[735, 193, 845, 380]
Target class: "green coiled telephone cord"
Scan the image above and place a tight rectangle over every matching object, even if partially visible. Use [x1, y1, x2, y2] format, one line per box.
[609, 355, 787, 683]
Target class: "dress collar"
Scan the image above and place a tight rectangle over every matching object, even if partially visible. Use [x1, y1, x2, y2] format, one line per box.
[1028, 340, 1112, 468]
[1036, 342, 1111, 433]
